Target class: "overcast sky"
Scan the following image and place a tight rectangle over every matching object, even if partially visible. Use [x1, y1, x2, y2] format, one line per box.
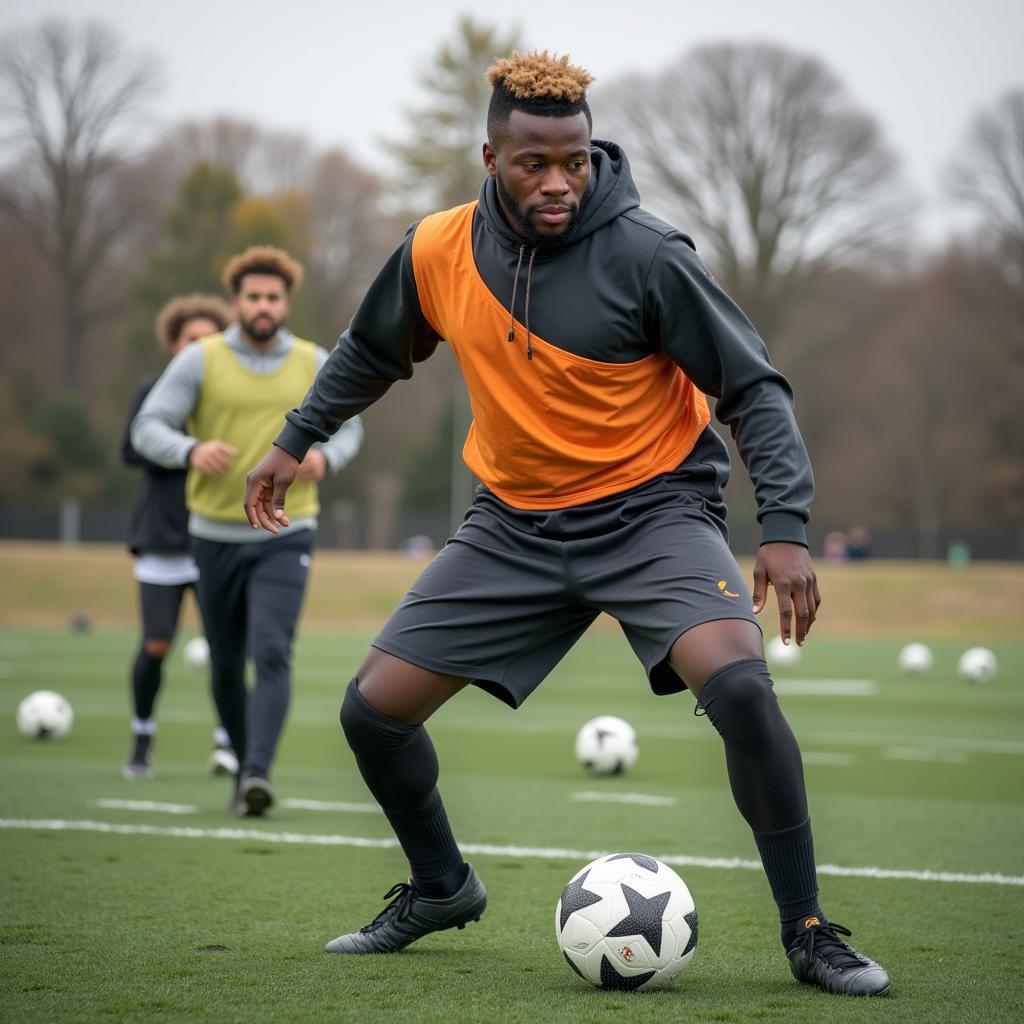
[3, 0, 1022, 242]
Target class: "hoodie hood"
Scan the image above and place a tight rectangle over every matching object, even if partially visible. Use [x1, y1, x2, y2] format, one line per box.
[478, 139, 641, 254]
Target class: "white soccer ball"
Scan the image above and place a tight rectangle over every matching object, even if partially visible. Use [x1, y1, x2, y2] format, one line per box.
[556, 852, 697, 991]
[182, 636, 210, 671]
[575, 716, 638, 775]
[766, 634, 801, 668]
[17, 690, 74, 740]
[958, 647, 997, 685]
[898, 642, 933, 676]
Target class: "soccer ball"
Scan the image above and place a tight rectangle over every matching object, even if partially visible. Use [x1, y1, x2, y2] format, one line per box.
[898, 642, 933, 676]
[575, 716, 638, 775]
[556, 853, 697, 990]
[183, 636, 210, 671]
[765, 634, 801, 668]
[17, 690, 74, 740]
[958, 647, 997, 685]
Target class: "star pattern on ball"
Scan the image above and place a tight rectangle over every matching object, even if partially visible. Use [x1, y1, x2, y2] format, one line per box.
[606, 852, 659, 873]
[558, 870, 603, 931]
[605, 883, 671, 957]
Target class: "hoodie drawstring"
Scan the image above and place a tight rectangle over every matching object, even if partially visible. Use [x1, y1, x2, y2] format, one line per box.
[524, 248, 536, 361]
[507, 244, 537, 361]
[507, 245, 525, 344]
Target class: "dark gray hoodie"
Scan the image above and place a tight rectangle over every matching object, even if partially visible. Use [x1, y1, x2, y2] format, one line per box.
[276, 141, 813, 545]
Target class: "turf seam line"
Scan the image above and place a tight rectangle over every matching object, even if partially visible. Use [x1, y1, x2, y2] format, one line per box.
[2, 818, 1022, 887]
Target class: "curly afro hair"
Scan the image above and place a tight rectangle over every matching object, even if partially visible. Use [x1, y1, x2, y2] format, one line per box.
[486, 51, 594, 143]
[221, 245, 304, 295]
[154, 294, 231, 349]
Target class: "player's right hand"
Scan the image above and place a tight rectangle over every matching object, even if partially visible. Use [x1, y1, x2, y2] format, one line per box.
[244, 446, 299, 534]
[189, 440, 238, 476]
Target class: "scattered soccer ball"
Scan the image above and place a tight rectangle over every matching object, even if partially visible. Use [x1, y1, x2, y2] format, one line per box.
[958, 647, 997, 685]
[556, 852, 697, 991]
[575, 716, 638, 775]
[17, 690, 74, 740]
[182, 636, 210, 671]
[897, 642, 933, 676]
[765, 634, 801, 668]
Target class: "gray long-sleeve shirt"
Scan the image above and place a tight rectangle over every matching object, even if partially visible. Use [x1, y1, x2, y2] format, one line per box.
[132, 324, 363, 543]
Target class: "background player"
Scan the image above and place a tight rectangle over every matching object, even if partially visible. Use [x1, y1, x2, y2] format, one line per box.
[133, 247, 364, 815]
[121, 294, 235, 779]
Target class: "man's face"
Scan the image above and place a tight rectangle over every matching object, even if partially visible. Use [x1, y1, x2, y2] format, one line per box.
[483, 109, 591, 249]
[169, 316, 220, 357]
[233, 273, 291, 344]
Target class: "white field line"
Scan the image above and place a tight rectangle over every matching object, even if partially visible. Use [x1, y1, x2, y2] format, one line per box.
[93, 799, 198, 814]
[802, 751, 856, 766]
[774, 679, 877, 696]
[883, 747, 968, 764]
[1, 818, 1022, 888]
[281, 798, 381, 813]
[571, 791, 677, 807]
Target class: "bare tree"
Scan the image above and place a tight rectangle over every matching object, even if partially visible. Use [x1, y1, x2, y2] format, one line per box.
[948, 89, 1024, 281]
[596, 42, 912, 342]
[0, 19, 158, 390]
[151, 116, 314, 194]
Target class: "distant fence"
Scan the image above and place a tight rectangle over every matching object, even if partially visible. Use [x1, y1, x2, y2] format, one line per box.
[1, 504, 1021, 561]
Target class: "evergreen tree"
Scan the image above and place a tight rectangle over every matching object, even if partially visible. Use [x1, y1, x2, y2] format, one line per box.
[391, 17, 522, 214]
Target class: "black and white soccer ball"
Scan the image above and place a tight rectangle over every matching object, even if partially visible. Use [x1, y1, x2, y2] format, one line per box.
[182, 635, 210, 671]
[17, 690, 74, 740]
[555, 853, 697, 990]
[574, 716, 638, 775]
[958, 646, 997, 684]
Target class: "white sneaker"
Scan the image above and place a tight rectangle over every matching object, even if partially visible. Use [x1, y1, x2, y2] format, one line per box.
[209, 744, 239, 777]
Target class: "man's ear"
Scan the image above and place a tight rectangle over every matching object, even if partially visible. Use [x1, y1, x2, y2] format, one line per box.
[482, 141, 498, 178]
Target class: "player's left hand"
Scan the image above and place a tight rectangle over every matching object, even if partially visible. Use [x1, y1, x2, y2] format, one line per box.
[295, 448, 328, 481]
[751, 543, 821, 647]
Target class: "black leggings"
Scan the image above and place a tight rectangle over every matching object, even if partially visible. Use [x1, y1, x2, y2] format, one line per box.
[193, 531, 313, 777]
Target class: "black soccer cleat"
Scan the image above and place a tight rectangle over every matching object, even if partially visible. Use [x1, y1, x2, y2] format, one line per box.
[122, 734, 154, 779]
[238, 775, 275, 817]
[786, 918, 891, 997]
[324, 864, 487, 954]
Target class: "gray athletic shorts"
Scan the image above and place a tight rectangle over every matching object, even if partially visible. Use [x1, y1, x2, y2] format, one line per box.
[373, 465, 760, 708]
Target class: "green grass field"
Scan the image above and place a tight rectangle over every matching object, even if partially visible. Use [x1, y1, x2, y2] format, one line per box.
[1, 616, 1023, 1023]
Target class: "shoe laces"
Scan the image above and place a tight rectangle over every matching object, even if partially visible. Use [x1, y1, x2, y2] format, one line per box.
[360, 882, 415, 933]
[799, 922, 866, 970]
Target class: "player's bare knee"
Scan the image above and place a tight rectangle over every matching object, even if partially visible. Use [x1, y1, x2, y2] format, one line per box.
[143, 638, 171, 659]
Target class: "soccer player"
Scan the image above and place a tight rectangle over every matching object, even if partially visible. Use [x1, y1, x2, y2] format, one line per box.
[121, 294, 235, 779]
[244, 55, 890, 996]
[132, 247, 364, 815]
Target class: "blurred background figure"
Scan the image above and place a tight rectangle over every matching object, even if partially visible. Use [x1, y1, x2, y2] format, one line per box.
[823, 531, 849, 564]
[130, 247, 364, 816]
[845, 525, 873, 561]
[121, 294, 233, 780]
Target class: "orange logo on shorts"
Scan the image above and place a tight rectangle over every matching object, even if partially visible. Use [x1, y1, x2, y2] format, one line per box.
[717, 580, 740, 598]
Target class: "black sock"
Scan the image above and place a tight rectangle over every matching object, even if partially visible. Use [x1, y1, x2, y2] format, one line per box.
[340, 680, 466, 894]
[386, 794, 468, 898]
[697, 659, 821, 946]
[753, 818, 824, 947]
[131, 648, 164, 721]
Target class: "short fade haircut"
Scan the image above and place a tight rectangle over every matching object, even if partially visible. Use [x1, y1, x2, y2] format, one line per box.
[221, 245, 304, 295]
[154, 294, 231, 349]
[486, 51, 594, 145]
